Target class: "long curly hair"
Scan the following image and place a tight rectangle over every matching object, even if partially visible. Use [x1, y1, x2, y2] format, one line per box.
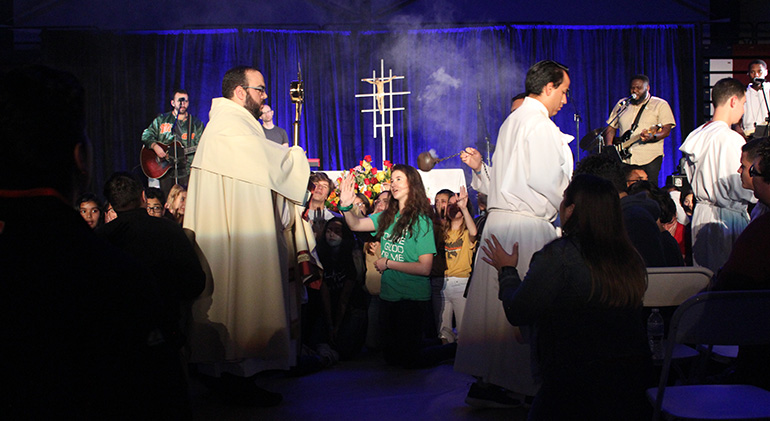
[374, 164, 434, 242]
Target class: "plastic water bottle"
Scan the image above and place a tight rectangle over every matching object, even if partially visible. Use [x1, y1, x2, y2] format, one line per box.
[647, 308, 665, 363]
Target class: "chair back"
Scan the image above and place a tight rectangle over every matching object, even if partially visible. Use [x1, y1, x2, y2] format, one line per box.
[643, 266, 712, 307]
[652, 291, 770, 419]
[669, 290, 770, 347]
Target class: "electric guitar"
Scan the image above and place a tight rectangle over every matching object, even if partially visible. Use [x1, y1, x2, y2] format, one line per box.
[614, 124, 663, 161]
[140, 142, 196, 179]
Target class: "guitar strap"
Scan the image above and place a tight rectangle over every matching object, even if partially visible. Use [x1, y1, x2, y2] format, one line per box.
[186, 117, 192, 149]
[628, 100, 649, 135]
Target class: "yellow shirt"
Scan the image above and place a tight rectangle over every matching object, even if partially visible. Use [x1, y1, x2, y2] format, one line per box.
[445, 228, 476, 278]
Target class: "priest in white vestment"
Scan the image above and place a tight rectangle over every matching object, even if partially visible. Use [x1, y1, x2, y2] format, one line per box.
[184, 67, 310, 386]
[680, 77, 755, 274]
[455, 60, 573, 406]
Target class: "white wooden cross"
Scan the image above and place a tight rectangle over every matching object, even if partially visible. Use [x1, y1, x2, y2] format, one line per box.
[355, 59, 410, 167]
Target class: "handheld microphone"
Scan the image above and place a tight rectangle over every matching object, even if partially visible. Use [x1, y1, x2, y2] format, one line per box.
[754, 78, 766, 85]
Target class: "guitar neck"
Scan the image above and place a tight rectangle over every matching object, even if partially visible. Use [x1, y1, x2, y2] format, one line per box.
[619, 124, 663, 149]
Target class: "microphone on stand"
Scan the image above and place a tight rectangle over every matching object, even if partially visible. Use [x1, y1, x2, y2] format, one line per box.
[619, 93, 638, 106]
[754, 77, 766, 86]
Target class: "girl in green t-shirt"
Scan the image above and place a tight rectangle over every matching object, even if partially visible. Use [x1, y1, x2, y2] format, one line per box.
[340, 164, 450, 367]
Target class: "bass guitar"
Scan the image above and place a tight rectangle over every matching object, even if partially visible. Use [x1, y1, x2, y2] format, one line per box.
[615, 124, 663, 161]
[140, 142, 196, 179]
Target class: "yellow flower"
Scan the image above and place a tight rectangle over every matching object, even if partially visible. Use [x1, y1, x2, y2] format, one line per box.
[373, 184, 382, 194]
[376, 172, 385, 182]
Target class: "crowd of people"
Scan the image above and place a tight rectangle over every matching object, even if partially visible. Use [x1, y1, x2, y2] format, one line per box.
[3, 58, 770, 419]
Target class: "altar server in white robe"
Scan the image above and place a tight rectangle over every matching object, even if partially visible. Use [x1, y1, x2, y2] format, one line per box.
[455, 60, 573, 406]
[680, 77, 756, 274]
[184, 66, 310, 403]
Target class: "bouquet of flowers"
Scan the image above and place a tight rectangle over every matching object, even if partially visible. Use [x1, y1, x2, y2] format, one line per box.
[326, 155, 392, 212]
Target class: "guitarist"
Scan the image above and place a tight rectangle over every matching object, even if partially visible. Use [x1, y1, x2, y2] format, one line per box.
[604, 74, 676, 187]
[141, 89, 205, 194]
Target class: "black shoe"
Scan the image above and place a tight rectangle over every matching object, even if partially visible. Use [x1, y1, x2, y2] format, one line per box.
[465, 382, 522, 409]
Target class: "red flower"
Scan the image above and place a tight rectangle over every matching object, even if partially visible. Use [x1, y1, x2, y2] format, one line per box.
[364, 155, 372, 162]
[384, 160, 392, 168]
[359, 160, 364, 166]
[371, 167, 378, 175]
[364, 178, 370, 185]
[354, 183, 359, 190]
[364, 190, 372, 198]
[370, 177, 377, 184]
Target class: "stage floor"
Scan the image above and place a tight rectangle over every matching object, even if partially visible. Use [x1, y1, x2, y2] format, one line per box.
[189, 348, 529, 420]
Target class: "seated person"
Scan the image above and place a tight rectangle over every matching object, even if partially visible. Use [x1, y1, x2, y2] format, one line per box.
[711, 142, 770, 390]
[483, 174, 652, 419]
[1, 64, 184, 418]
[165, 184, 187, 225]
[77, 192, 102, 229]
[627, 181, 685, 266]
[312, 218, 368, 360]
[739, 137, 770, 221]
[624, 164, 648, 188]
[575, 154, 667, 267]
[99, 173, 205, 340]
[352, 192, 372, 217]
[303, 172, 340, 240]
[145, 187, 166, 218]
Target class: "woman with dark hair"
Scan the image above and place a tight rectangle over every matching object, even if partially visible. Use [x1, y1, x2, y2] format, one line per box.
[77, 192, 102, 229]
[482, 174, 651, 420]
[339, 164, 449, 367]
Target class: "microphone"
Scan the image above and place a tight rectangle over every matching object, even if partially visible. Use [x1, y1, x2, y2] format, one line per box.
[620, 93, 637, 106]
[754, 77, 765, 85]
[477, 91, 482, 110]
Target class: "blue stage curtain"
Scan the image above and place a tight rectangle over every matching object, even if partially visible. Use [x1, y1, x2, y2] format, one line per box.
[41, 24, 696, 192]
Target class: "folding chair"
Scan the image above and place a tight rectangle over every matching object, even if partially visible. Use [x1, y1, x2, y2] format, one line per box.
[644, 266, 712, 308]
[647, 291, 770, 420]
[644, 266, 713, 360]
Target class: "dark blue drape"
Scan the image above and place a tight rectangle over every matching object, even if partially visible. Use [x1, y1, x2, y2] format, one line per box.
[41, 24, 697, 192]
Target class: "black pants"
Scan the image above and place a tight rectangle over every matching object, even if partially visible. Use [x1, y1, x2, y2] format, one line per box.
[380, 299, 455, 368]
[529, 356, 653, 420]
[640, 155, 663, 188]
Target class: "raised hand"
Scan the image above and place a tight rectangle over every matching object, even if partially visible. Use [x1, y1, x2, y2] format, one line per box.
[456, 185, 469, 209]
[339, 172, 356, 207]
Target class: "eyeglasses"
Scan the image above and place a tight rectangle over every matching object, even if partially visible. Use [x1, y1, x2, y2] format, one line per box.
[242, 85, 266, 94]
[147, 206, 163, 213]
[749, 163, 765, 178]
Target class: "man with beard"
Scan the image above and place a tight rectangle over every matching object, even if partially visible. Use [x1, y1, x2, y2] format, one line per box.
[141, 89, 205, 194]
[738, 60, 770, 139]
[604, 74, 676, 186]
[183, 66, 310, 406]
